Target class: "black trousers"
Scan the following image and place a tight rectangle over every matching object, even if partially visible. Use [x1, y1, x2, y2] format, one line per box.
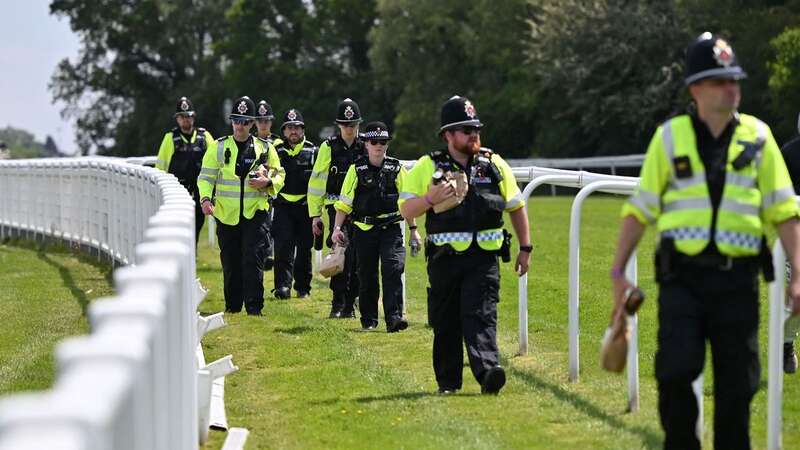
[326, 205, 359, 308]
[216, 209, 270, 314]
[427, 248, 500, 390]
[354, 223, 405, 328]
[655, 264, 760, 450]
[273, 200, 313, 293]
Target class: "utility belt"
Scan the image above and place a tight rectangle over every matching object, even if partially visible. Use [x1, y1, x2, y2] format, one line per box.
[655, 237, 773, 283]
[425, 229, 512, 263]
[273, 195, 307, 207]
[353, 213, 402, 227]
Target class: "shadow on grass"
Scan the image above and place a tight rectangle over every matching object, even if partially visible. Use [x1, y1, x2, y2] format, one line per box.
[36, 250, 90, 317]
[311, 391, 483, 405]
[274, 326, 320, 335]
[508, 366, 662, 449]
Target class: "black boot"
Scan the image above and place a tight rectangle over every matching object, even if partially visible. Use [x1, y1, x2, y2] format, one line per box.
[340, 297, 357, 319]
[785, 342, 798, 374]
[329, 295, 345, 318]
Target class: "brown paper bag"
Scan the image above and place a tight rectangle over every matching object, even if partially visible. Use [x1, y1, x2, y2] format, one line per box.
[432, 172, 469, 213]
[319, 244, 346, 278]
[600, 316, 629, 373]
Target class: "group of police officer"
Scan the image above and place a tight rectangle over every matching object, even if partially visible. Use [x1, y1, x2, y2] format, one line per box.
[153, 31, 800, 448]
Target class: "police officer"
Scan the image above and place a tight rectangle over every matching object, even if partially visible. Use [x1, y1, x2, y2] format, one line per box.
[609, 33, 800, 449]
[308, 98, 364, 318]
[272, 108, 317, 299]
[780, 112, 800, 374]
[156, 96, 215, 243]
[197, 96, 284, 315]
[255, 99, 279, 270]
[331, 122, 420, 331]
[399, 96, 531, 395]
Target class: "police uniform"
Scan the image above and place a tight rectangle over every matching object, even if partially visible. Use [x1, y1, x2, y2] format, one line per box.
[622, 34, 800, 449]
[197, 96, 285, 315]
[308, 98, 364, 317]
[272, 109, 317, 299]
[399, 96, 525, 394]
[156, 96, 215, 243]
[255, 99, 279, 271]
[334, 122, 408, 331]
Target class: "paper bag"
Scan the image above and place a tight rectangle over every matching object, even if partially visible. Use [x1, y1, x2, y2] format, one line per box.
[432, 172, 469, 213]
[600, 317, 630, 373]
[319, 244, 346, 278]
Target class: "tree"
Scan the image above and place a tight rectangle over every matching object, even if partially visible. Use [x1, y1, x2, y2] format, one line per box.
[369, 0, 538, 159]
[529, 0, 689, 157]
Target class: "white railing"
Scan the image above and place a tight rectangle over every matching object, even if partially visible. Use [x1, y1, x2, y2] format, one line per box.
[0, 157, 240, 450]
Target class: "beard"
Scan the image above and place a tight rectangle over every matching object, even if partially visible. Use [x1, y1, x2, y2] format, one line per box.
[452, 136, 482, 156]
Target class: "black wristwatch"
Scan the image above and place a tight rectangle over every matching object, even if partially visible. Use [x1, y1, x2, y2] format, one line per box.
[519, 244, 533, 253]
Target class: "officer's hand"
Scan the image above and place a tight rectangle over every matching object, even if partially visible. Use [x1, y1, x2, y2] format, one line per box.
[248, 172, 271, 190]
[332, 228, 346, 246]
[312, 217, 324, 236]
[201, 198, 214, 216]
[515, 249, 530, 276]
[611, 276, 636, 323]
[426, 182, 455, 205]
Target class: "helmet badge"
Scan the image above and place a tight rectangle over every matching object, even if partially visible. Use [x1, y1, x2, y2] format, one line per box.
[237, 101, 248, 114]
[258, 104, 267, 116]
[180, 100, 189, 111]
[713, 39, 734, 68]
[288, 110, 297, 121]
[344, 106, 355, 120]
[464, 100, 477, 119]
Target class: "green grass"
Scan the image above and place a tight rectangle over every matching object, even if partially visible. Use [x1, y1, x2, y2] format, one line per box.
[0, 240, 114, 394]
[198, 196, 800, 449]
[1, 197, 798, 449]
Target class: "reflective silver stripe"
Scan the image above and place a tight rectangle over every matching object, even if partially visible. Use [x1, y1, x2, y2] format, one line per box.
[242, 191, 265, 198]
[716, 230, 761, 250]
[754, 119, 767, 169]
[719, 198, 759, 216]
[662, 120, 675, 162]
[310, 171, 328, 180]
[215, 191, 263, 198]
[217, 140, 225, 165]
[661, 227, 711, 241]
[476, 230, 503, 241]
[725, 172, 756, 190]
[198, 174, 215, 183]
[428, 232, 473, 244]
[399, 192, 417, 200]
[627, 196, 656, 224]
[662, 198, 711, 213]
[505, 193, 524, 210]
[633, 189, 660, 208]
[308, 187, 326, 197]
[215, 178, 240, 186]
[200, 168, 217, 175]
[763, 186, 796, 209]
[669, 173, 706, 190]
[339, 194, 353, 206]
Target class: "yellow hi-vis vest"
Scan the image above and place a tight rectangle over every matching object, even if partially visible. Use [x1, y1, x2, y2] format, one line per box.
[623, 114, 798, 257]
[197, 136, 284, 226]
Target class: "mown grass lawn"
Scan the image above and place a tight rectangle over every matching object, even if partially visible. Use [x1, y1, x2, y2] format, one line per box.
[199, 196, 800, 450]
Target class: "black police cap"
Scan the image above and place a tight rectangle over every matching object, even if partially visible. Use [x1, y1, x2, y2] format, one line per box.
[255, 100, 274, 120]
[281, 109, 305, 130]
[361, 121, 392, 141]
[175, 96, 195, 117]
[230, 96, 256, 119]
[439, 95, 482, 133]
[335, 98, 362, 124]
[684, 32, 747, 85]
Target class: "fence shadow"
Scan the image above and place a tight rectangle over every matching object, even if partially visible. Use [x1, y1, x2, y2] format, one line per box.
[36, 250, 90, 317]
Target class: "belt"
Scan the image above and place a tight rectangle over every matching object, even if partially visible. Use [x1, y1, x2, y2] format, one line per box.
[354, 213, 402, 226]
[677, 253, 758, 271]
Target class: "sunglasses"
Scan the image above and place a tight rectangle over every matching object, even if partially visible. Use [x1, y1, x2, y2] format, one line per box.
[231, 118, 254, 126]
[368, 140, 388, 146]
[454, 126, 481, 135]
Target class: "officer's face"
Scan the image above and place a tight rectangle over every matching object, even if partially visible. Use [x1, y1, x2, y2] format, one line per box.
[255, 119, 272, 136]
[283, 124, 304, 145]
[690, 78, 741, 114]
[231, 119, 254, 140]
[366, 140, 388, 158]
[337, 123, 359, 140]
[446, 126, 481, 155]
[175, 115, 194, 133]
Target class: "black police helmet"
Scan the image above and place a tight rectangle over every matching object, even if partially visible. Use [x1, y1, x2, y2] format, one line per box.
[335, 98, 362, 124]
[175, 96, 195, 117]
[255, 100, 274, 120]
[230, 96, 256, 120]
[361, 121, 392, 142]
[439, 95, 482, 133]
[281, 109, 305, 131]
[684, 32, 747, 85]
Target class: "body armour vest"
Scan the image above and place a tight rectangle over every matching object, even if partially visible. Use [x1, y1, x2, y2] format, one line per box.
[277, 140, 317, 195]
[168, 127, 207, 185]
[352, 156, 401, 218]
[424, 149, 505, 235]
[326, 135, 365, 196]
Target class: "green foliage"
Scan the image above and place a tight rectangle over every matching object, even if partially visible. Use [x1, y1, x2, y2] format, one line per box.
[0, 126, 47, 159]
[769, 26, 800, 137]
[529, 0, 689, 157]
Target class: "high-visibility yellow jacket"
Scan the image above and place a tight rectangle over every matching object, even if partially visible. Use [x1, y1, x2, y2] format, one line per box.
[623, 113, 799, 256]
[307, 136, 365, 217]
[197, 136, 285, 226]
[399, 148, 524, 252]
[155, 127, 215, 174]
